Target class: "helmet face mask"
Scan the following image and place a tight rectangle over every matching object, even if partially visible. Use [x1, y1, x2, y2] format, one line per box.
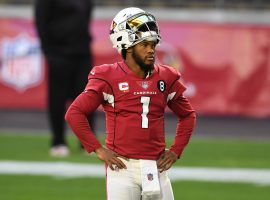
[110, 7, 161, 54]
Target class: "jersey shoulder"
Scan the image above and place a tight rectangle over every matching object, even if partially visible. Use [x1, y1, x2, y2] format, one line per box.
[157, 64, 181, 82]
[88, 63, 117, 80]
[85, 63, 120, 93]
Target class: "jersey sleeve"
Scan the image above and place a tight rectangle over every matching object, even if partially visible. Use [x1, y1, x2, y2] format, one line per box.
[65, 90, 103, 153]
[65, 65, 114, 153]
[159, 64, 186, 101]
[167, 93, 196, 157]
[167, 79, 187, 102]
[164, 66, 196, 157]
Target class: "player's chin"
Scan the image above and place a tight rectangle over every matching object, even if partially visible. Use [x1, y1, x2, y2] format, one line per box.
[145, 58, 155, 65]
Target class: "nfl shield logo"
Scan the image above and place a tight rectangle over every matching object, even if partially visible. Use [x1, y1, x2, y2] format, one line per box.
[141, 81, 149, 89]
[0, 33, 43, 92]
[137, 81, 152, 89]
[147, 173, 154, 181]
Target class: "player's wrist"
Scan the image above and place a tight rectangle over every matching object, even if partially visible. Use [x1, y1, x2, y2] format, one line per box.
[169, 148, 181, 159]
[94, 146, 104, 154]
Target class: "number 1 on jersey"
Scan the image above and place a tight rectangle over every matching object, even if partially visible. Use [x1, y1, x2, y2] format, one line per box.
[141, 96, 150, 128]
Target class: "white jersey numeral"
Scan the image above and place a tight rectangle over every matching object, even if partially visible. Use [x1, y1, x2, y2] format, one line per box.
[140, 96, 150, 128]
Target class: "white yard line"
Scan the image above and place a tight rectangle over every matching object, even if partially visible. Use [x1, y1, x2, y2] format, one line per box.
[0, 161, 270, 185]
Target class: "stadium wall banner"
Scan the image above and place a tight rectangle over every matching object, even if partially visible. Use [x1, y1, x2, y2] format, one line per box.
[0, 18, 270, 117]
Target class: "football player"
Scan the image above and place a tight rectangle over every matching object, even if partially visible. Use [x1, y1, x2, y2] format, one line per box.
[65, 7, 196, 200]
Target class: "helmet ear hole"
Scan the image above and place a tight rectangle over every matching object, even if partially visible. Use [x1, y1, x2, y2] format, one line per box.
[117, 36, 122, 41]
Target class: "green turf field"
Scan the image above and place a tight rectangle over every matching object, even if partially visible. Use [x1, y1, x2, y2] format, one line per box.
[0, 132, 270, 200]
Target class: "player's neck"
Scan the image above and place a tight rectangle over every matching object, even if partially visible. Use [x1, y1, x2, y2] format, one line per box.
[125, 60, 147, 79]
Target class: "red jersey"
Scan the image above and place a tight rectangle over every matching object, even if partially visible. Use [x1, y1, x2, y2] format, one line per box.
[66, 61, 196, 160]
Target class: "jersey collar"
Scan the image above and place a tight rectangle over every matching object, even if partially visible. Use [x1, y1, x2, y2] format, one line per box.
[119, 60, 158, 79]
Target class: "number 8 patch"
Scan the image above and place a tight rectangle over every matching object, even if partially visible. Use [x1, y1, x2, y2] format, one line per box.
[157, 80, 166, 92]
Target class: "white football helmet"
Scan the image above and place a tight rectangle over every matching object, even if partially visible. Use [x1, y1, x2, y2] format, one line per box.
[109, 7, 161, 54]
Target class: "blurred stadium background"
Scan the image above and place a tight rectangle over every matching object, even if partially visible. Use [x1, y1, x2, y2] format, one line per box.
[0, 0, 270, 200]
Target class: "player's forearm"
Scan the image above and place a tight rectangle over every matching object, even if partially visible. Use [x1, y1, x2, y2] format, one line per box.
[65, 105, 101, 153]
[65, 92, 102, 153]
[169, 111, 196, 157]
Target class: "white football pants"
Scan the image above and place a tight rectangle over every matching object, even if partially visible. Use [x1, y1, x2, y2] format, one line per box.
[106, 158, 174, 200]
